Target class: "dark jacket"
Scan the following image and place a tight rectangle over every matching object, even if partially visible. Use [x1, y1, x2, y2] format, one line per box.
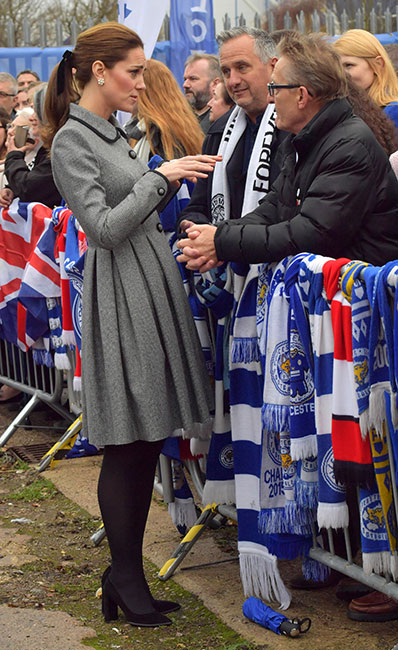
[5, 145, 62, 208]
[215, 98, 398, 267]
[178, 109, 286, 227]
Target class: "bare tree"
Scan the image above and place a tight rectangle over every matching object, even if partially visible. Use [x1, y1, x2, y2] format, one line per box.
[0, 0, 117, 47]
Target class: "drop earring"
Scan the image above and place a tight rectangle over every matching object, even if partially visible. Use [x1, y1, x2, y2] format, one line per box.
[98, 78, 105, 86]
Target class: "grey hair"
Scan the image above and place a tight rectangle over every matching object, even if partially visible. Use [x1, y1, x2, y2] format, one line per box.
[216, 26, 277, 63]
[184, 53, 221, 80]
[0, 72, 17, 95]
[33, 83, 48, 125]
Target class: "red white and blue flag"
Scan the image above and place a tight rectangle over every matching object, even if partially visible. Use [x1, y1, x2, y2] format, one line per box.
[0, 200, 53, 348]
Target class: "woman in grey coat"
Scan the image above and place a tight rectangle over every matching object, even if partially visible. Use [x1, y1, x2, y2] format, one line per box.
[43, 22, 219, 628]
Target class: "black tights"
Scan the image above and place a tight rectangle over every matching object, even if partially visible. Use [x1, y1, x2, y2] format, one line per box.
[97, 438, 164, 614]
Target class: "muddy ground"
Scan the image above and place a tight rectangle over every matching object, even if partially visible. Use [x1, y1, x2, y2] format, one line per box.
[0, 401, 397, 650]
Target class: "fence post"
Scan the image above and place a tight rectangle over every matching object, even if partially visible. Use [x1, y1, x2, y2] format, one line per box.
[55, 18, 63, 47]
[311, 10, 320, 33]
[238, 13, 246, 26]
[254, 12, 261, 28]
[385, 7, 392, 33]
[39, 18, 47, 48]
[7, 18, 16, 48]
[355, 8, 364, 29]
[369, 8, 377, 33]
[70, 18, 79, 46]
[283, 11, 292, 29]
[22, 18, 31, 47]
[296, 10, 305, 33]
[341, 8, 349, 33]
[325, 10, 335, 36]
[223, 12, 231, 30]
[268, 10, 276, 33]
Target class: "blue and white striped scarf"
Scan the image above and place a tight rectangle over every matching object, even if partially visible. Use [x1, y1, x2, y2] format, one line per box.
[298, 255, 348, 530]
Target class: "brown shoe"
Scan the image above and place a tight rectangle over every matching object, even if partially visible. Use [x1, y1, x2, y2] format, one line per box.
[347, 590, 398, 621]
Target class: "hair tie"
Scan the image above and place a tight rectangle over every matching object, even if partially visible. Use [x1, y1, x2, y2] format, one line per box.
[57, 49, 74, 96]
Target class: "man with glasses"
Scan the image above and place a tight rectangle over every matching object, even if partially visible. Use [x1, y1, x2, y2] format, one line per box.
[0, 73, 17, 118]
[177, 32, 398, 269]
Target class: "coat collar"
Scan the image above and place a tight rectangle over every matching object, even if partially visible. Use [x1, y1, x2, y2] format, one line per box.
[292, 97, 353, 156]
[68, 103, 128, 143]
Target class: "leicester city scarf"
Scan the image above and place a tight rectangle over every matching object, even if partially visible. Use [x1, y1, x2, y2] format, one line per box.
[210, 104, 276, 223]
[323, 262, 374, 489]
[360, 423, 398, 580]
[229, 263, 291, 609]
[298, 255, 349, 530]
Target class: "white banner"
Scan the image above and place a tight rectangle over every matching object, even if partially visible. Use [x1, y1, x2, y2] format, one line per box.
[118, 0, 169, 58]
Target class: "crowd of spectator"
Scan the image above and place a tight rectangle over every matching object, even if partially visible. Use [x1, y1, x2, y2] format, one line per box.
[2, 25, 398, 626]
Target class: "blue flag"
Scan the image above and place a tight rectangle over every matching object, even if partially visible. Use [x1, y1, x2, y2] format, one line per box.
[170, 0, 218, 87]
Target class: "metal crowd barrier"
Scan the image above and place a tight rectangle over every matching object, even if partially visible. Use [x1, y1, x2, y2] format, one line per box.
[0, 338, 75, 447]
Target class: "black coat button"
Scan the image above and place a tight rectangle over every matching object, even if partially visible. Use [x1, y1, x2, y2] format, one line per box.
[129, 150, 137, 159]
[157, 223, 163, 232]
[158, 187, 165, 196]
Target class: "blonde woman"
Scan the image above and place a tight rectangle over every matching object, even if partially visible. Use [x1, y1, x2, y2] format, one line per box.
[128, 58, 204, 161]
[334, 29, 398, 126]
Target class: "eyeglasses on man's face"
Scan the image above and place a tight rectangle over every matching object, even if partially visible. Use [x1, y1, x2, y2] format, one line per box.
[0, 91, 16, 99]
[267, 82, 313, 97]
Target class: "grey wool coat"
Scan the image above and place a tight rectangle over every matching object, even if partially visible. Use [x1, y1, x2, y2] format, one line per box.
[52, 103, 214, 447]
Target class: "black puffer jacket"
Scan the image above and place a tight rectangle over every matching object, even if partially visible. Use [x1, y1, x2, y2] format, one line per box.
[215, 98, 398, 266]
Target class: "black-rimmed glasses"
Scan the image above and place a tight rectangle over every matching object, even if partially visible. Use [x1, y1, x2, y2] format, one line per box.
[267, 82, 313, 97]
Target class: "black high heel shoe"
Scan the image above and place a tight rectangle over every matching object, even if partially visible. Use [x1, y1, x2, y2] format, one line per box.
[101, 566, 180, 616]
[102, 575, 172, 628]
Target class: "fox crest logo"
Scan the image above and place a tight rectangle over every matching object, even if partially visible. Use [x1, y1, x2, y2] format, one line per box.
[270, 340, 290, 396]
[211, 194, 225, 223]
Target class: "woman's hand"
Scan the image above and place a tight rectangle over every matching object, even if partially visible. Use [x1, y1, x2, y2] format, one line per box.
[0, 188, 14, 208]
[176, 223, 222, 272]
[5, 132, 32, 155]
[158, 154, 222, 187]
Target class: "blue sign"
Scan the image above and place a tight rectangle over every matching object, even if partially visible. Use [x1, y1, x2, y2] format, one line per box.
[169, 0, 218, 87]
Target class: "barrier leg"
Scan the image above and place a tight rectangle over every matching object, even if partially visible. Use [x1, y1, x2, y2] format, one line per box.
[37, 414, 83, 472]
[158, 503, 219, 581]
[91, 524, 106, 547]
[0, 393, 41, 447]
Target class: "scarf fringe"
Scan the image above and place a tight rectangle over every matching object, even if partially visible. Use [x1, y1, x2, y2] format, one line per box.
[302, 555, 331, 582]
[262, 404, 290, 435]
[290, 435, 317, 461]
[73, 376, 82, 392]
[54, 351, 71, 370]
[239, 549, 291, 610]
[230, 337, 259, 363]
[369, 386, 389, 436]
[359, 409, 370, 439]
[294, 477, 319, 510]
[202, 479, 236, 507]
[258, 505, 313, 536]
[190, 437, 210, 457]
[363, 551, 396, 578]
[61, 329, 76, 346]
[32, 349, 54, 367]
[317, 502, 349, 530]
[168, 498, 198, 531]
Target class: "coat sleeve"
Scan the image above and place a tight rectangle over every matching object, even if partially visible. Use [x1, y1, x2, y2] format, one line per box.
[5, 150, 61, 207]
[215, 138, 377, 264]
[52, 128, 172, 250]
